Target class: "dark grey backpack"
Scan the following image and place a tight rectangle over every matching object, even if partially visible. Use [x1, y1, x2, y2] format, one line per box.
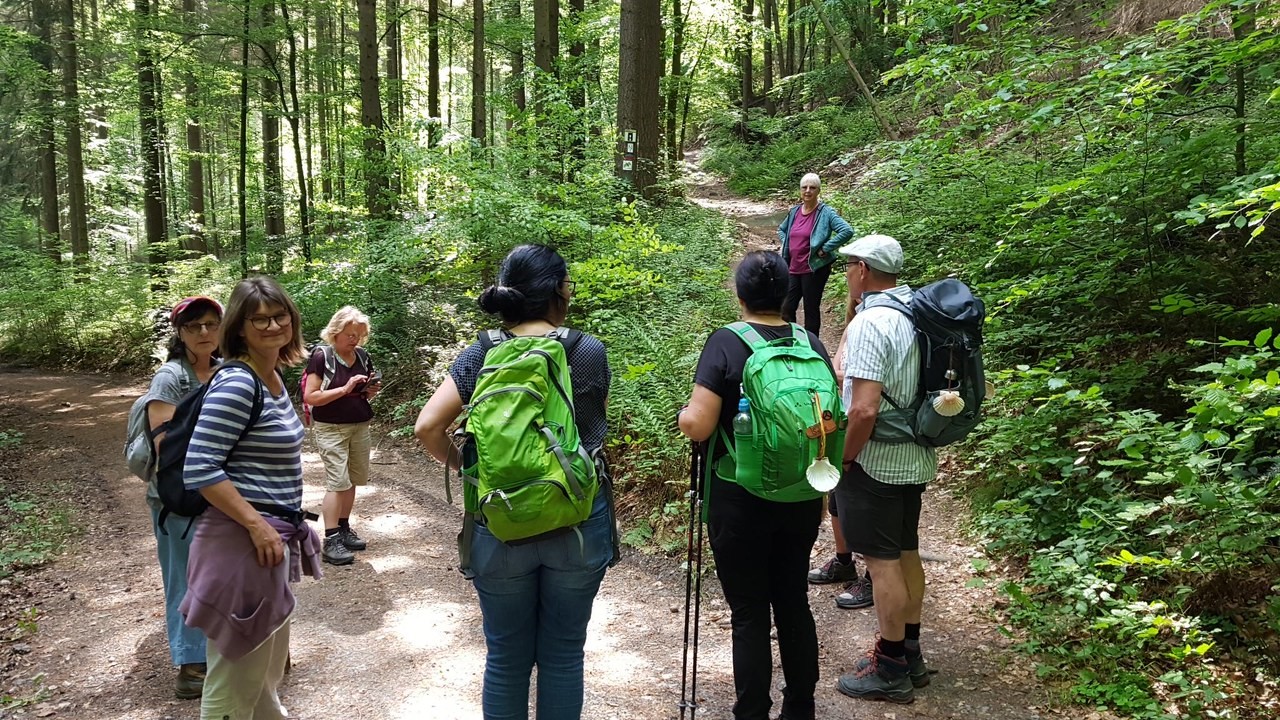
[868, 279, 987, 448]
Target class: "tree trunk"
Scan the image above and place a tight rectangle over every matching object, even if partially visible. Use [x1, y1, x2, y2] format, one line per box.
[665, 0, 684, 169]
[261, 0, 285, 273]
[137, 0, 168, 269]
[615, 0, 660, 197]
[356, 0, 390, 217]
[533, 0, 558, 76]
[386, 0, 402, 129]
[87, 0, 107, 139]
[182, 0, 206, 254]
[317, 9, 333, 201]
[279, 0, 312, 259]
[471, 0, 486, 147]
[763, 0, 775, 115]
[33, 0, 60, 261]
[338, 3, 348, 202]
[566, 0, 585, 160]
[506, 0, 526, 113]
[428, 0, 441, 118]
[741, 0, 754, 124]
[785, 0, 794, 79]
[238, 0, 250, 277]
[1232, 8, 1255, 178]
[62, 0, 89, 265]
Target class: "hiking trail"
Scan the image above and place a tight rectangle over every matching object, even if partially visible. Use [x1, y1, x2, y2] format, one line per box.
[0, 166, 1070, 719]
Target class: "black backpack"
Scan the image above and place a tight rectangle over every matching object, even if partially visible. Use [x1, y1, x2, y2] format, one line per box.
[868, 279, 987, 448]
[154, 361, 264, 536]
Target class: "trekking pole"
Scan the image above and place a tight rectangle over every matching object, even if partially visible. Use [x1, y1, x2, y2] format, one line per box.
[689, 441, 706, 717]
[679, 441, 703, 719]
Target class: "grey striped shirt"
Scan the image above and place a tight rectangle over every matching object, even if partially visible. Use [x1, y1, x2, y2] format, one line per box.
[183, 366, 306, 509]
[842, 285, 938, 485]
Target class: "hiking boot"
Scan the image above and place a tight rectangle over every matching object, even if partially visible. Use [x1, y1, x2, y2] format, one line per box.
[835, 574, 874, 609]
[339, 526, 367, 551]
[175, 663, 205, 700]
[807, 556, 859, 584]
[853, 646, 934, 688]
[322, 534, 355, 565]
[837, 649, 914, 704]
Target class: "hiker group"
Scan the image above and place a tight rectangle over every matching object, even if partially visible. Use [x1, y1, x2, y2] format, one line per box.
[124, 172, 985, 720]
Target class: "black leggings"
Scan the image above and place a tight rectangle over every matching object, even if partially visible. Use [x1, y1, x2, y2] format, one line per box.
[708, 477, 822, 720]
[781, 263, 834, 335]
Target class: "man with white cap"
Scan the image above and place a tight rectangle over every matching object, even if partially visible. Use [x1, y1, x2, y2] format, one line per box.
[832, 234, 937, 704]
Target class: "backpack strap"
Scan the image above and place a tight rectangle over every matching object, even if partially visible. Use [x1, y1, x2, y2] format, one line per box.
[318, 345, 338, 392]
[858, 292, 919, 411]
[478, 329, 511, 353]
[726, 321, 769, 352]
[356, 346, 373, 374]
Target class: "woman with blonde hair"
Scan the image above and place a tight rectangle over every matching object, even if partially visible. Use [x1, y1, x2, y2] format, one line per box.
[303, 305, 381, 566]
[181, 275, 322, 719]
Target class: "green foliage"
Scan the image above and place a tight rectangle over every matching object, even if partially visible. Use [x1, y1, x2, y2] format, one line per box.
[702, 105, 883, 197]
[0, 496, 71, 579]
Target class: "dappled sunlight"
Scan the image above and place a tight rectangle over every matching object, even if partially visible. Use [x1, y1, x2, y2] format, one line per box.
[383, 597, 474, 652]
[363, 512, 422, 539]
[366, 553, 416, 573]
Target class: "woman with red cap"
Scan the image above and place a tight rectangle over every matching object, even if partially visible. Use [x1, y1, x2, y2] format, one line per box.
[140, 295, 223, 699]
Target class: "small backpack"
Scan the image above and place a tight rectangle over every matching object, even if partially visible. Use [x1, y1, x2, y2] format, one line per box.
[456, 328, 597, 550]
[153, 361, 265, 535]
[124, 361, 195, 480]
[299, 344, 373, 427]
[710, 323, 846, 503]
[868, 279, 987, 447]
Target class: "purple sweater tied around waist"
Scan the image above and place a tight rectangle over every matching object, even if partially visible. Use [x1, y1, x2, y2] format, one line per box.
[180, 507, 323, 661]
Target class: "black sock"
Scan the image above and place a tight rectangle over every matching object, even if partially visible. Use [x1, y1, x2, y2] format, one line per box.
[879, 638, 906, 659]
[325, 528, 340, 537]
[835, 552, 853, 566]
[338, 518, 350, 529]
[905, 623, 921, 642]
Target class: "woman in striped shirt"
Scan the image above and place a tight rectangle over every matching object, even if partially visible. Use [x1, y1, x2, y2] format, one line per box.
[181, 276, 323, 720]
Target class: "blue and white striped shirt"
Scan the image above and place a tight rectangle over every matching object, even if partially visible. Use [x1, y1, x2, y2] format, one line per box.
[183, 365, 305, 509]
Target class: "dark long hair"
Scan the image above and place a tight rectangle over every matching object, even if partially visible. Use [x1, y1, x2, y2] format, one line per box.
[477, 245, 569, 325]
[166, 300, 224, 361]
[735, 251, 789, 314]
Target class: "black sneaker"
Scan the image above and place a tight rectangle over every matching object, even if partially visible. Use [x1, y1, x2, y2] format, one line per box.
[339, 526, 367, 551]
[322, 534, 355, 565]
[807, 556, 859, 584]
[837, 649, 914, 704]
[835, 574, 874, 609]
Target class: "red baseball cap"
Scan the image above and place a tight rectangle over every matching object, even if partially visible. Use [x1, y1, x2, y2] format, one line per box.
[171, 296, 224, 325]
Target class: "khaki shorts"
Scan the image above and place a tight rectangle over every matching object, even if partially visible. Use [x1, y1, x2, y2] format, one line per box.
[312, 421, 372, 492]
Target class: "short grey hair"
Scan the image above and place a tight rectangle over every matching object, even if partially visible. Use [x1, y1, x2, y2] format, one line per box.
[800, 173, 821, 188]
[320, 305, 371, 346]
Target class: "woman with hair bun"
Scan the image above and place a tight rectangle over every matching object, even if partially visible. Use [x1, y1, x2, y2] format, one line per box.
[678, 250, 833, 720]
[415, 244, 614, 719]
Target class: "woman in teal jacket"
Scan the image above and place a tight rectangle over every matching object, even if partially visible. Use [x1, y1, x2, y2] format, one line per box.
[777, 172, 854, 334]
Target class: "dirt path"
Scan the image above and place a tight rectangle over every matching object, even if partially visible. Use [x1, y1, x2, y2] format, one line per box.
[0, 176, 1066, 719]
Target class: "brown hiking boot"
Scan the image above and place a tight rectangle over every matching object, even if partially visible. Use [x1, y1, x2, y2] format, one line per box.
[175, 662, 205, 700]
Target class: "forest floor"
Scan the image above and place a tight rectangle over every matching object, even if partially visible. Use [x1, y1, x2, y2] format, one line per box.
[0, 167, 1078, 720]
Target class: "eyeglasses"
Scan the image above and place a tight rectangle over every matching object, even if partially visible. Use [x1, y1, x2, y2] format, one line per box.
[182, 321, 221, 334]
[564, 280, 576, 293]
[248, 313, 292, 331]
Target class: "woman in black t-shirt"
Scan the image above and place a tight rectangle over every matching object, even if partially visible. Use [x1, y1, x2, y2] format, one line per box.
[678, 250, 831, 720]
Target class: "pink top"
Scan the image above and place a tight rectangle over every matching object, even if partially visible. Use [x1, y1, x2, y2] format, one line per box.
[788, 207, 818, 275]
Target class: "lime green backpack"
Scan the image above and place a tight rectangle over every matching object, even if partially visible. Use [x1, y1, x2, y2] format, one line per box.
[710, 322, 846, 503]
[457, 328, 598, 556]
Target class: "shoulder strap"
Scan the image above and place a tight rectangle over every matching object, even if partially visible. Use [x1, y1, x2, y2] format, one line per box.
[789, 323, 814, 351]
[478, 329, 511, 354]
[548, 327, 583, 357]
[216, 361, 267, 443]
[726, 321, 769, 352]
[356, 346, 373, 373]
[866, 291, 913, 321]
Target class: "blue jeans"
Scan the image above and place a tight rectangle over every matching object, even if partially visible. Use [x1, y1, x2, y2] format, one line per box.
[470, 496, 613, 720]
[151, 507, 207, 666]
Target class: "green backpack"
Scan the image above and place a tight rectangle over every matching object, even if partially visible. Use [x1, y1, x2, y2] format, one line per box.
[710, 323, 846, 503]
[457, 328, 598, 552]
